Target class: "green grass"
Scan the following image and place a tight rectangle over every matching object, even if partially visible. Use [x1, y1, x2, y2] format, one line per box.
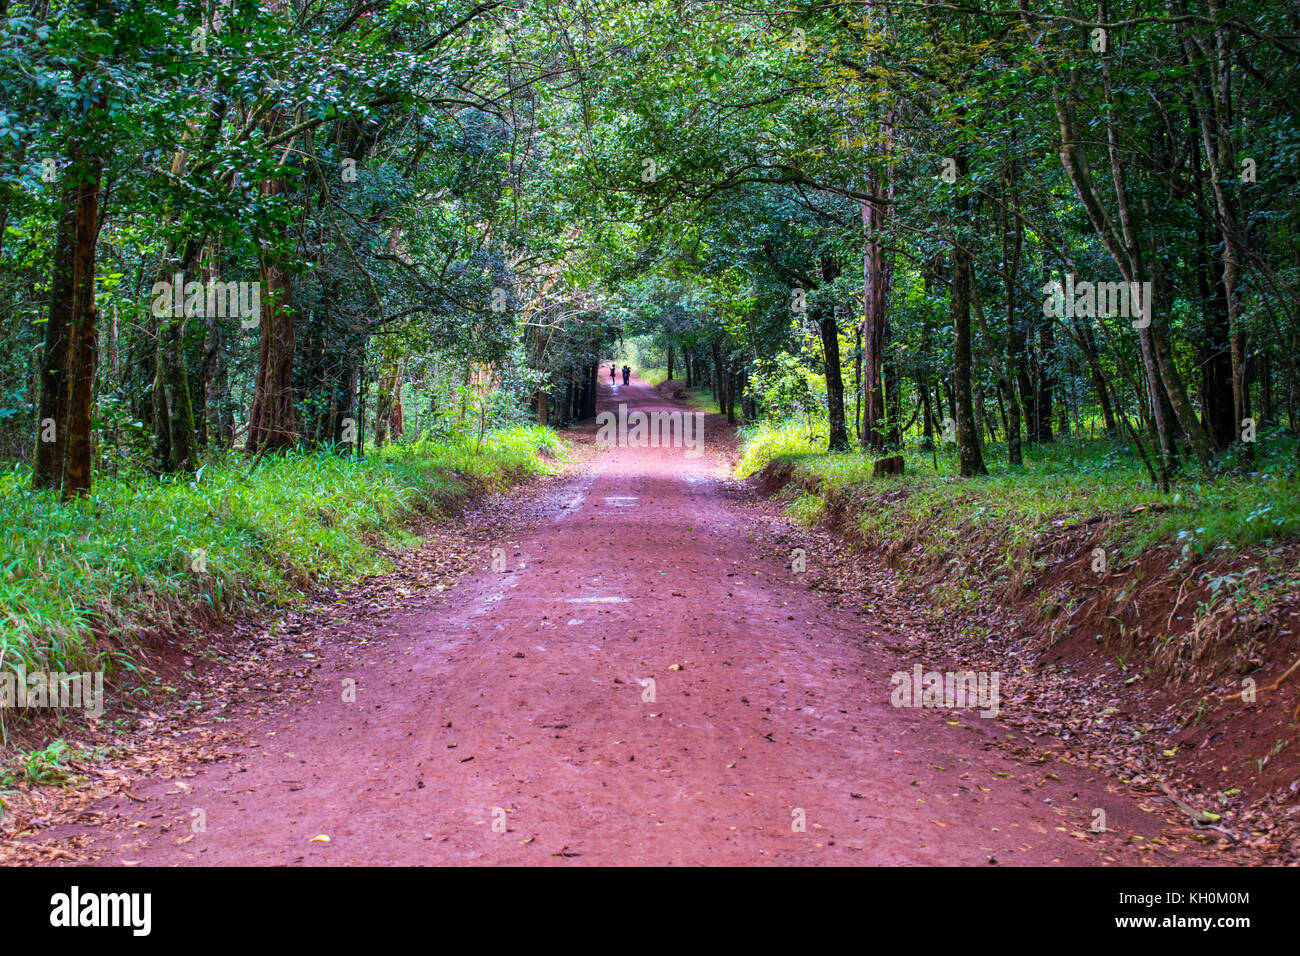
[631, 367, 724, 413]
[736, 420, 824, 478]
[737, 418, 1300, 565]
[663, 384, 723, 415]
[0, 425, 563, 681]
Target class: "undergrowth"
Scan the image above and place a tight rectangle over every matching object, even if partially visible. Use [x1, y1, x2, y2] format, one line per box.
[0, 425, 563, 680]
[738, 419, 1300, 566]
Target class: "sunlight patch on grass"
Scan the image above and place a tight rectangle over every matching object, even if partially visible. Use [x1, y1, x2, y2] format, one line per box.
[736, 420, 824, 478]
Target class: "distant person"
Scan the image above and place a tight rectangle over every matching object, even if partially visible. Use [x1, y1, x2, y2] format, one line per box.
[622, 365, 630, 385]
[610, 364, 617, 384]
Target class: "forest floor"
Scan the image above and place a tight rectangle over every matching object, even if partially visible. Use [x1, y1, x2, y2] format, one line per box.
[0, 374, 1271, 865]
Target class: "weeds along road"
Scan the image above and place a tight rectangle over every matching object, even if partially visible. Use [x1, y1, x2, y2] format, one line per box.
[57, 374, 1213, 865]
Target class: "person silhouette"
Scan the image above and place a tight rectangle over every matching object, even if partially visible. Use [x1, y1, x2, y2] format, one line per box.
[610, 364, 617, 384]
[622, 365, 630, 385]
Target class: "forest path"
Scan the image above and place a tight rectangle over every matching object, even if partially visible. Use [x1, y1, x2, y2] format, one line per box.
[54, 374, 1208, 865]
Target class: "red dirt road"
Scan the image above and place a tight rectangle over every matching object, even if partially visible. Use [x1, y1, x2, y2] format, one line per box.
[56, 375, 1214, 865]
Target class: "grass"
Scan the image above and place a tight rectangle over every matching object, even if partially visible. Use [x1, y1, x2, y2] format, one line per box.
[737, 418, 1300, 566]
[0, 425, 563, 681]
[677, 388, 723, 415]
[631, 367, 724, 414]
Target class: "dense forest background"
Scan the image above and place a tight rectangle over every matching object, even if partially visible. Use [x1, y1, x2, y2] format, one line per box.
[1, 0, 1297, 492]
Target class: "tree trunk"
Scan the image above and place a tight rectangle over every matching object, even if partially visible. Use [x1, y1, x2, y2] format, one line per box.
[1078, 320, 1118, 436]
[1035, 317, 1056, 442]
[885, 350, 901, 447]
[819, 309, 848, 451]
[999, 177, 1025, 465]
[60, 148, 104, 498]
[33, 192, 78, 491]
[247, 68, 298, 453]
[860, 196, 890, 451]
[1177, 2, 1249, 460]
[584, 361, 597, 418]
[374, 355, 401, 448]
[153, 240, 203, 472]
[951, 151, 985, 476]
[248, 244, 297, 451]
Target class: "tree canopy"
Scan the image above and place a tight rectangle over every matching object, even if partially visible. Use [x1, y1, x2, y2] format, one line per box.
[1, 0, 1296, 492]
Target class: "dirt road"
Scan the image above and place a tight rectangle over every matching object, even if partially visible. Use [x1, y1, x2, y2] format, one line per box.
[56, 375, 1211, 865]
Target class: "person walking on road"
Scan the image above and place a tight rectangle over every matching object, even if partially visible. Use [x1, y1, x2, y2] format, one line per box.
[622, 365, 630, 385]
[610, 364, 617, 385]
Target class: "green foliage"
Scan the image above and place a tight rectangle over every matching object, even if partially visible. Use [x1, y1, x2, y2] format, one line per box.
[750, 354, 823, 421]
[1, 0, 1297, 701]
[0, 426, 563, 680]
[736, 419, 823, 479]
[740, 421, 1300, 562]
[16, 739, 73, 785]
